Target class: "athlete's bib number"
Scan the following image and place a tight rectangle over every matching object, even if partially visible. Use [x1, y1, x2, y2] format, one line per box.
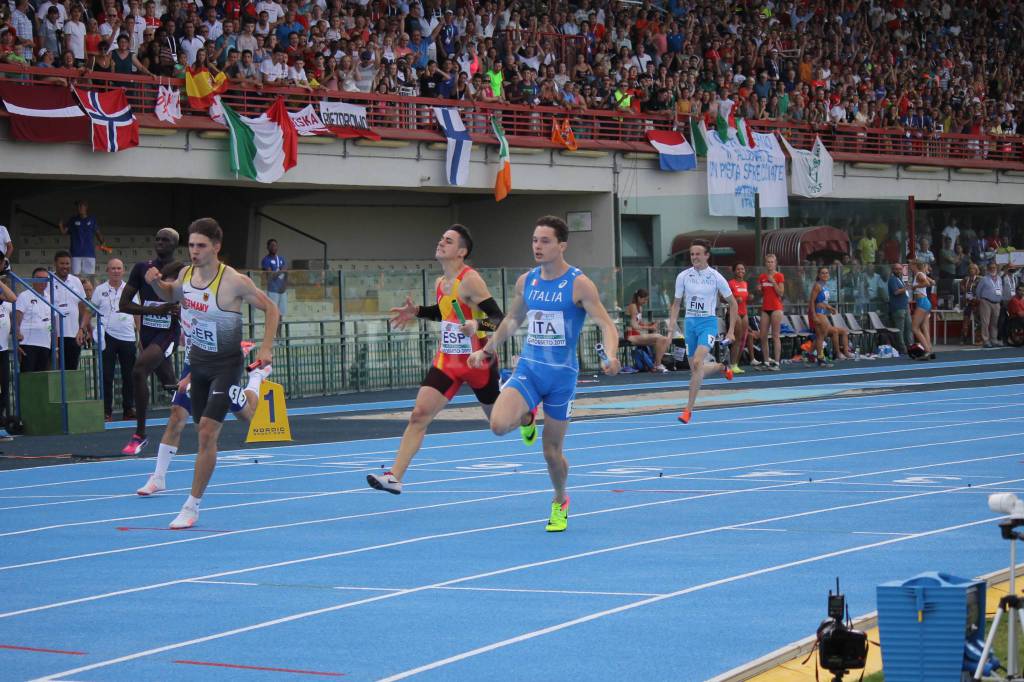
[440, 321, 472, 355]
[142, 300, 171, 329]
[687, 295, 710, 316]
[190, 318, 218, 353]
[526, 310, 566, 346]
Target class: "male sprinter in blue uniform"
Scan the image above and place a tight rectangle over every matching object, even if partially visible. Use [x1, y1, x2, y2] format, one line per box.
[469, 215, 620, 532]
[665, 238, 737, 424]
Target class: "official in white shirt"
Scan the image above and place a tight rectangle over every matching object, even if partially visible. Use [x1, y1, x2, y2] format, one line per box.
[15, 267, 55, 373]
[0, 275, 19, 424]
[51, 251, 91, 371]
[93, 259, 139, 421]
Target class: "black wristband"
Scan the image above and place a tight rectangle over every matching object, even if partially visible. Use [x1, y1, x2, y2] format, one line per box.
[415, 303, 443, 321]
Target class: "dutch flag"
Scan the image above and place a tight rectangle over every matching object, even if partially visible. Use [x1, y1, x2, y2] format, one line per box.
[434, 107, 473, 186]
[646, 130, 697, 172]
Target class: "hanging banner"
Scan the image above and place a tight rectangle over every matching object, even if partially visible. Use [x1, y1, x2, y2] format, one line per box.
[779, 134, 834, 198]
[706, 136, 788, 217]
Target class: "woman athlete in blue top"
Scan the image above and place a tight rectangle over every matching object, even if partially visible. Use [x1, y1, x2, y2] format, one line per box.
[808, 266, 851, 366]
[469, 215, 620, 533]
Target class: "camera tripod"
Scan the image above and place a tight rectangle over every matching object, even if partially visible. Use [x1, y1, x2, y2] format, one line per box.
[975, 519, 1024, 681]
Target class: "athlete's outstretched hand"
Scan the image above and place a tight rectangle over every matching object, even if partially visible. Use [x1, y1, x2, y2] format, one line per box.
[389, 295, 418, 329]
[726, 331, 735, 345]
[602, 356, 621, 376]
[460, 319, 479, 337]
[144, 266, 161, 285]
[177, 372, 191, 394]
[467, 349, 491, 369]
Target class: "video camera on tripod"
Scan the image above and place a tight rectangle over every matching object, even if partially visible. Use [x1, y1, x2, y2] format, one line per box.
[817, 578, 869, 681]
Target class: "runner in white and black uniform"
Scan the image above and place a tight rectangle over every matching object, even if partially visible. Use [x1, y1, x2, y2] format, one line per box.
[146, 218, 279, 529]
[118, 227, 181, 455]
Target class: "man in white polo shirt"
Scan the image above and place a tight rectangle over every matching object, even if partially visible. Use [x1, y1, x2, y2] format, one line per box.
[50, 251, 90, 371]
[0, 269, 18, 440]
[15, 267, 55, 373]
[0, 224, 13, 260]
[93, 258, 139, 422]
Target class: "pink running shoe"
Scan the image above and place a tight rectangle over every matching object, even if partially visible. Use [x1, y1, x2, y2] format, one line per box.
[169, 506, 198, 529]
[121, 434, 149, 456]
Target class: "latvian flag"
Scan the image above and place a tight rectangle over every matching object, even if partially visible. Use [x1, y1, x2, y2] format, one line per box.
[645, 130, 697, 172]
[73, 87, 139, 153]
[0, 82, 88, 143]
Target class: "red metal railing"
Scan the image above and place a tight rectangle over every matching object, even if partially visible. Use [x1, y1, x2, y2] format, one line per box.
[0, 64, 669, 151]
[2, 63, 1024, 169]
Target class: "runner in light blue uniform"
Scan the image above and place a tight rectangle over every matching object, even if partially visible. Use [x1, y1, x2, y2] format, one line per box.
[469, 215, 620, 533]
[665, 238, 737, 424]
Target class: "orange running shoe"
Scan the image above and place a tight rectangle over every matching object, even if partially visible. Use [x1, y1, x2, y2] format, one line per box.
[678, 408, 692, 424]
[724, 365, 734, 381]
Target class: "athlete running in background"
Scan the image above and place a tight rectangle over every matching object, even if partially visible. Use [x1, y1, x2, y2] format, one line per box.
[469, 215, 620, 533]
[665, 238, 737, 425]
[146, 218, 278, 529]
[118, 227, 181, 455]
[757, 253, 785, 371]
[727, 263, 755, 374]
[136, 261, 270, 496]
[808, 266, 850, 366]
[367, 224, 529, 495]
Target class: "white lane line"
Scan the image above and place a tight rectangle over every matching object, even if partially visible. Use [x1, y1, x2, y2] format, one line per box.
[2, 381, 1018, 491]
[185, 580, 258, 587]
[32, 477, 1016, 682]
[2, 400, 1015, 535]
[4, 451, 1022, 621]
[2, 419, 1020, 573]
[187, 581, 661, 598]
[375, 515, 997, 682]
[433, 586, 662, 598]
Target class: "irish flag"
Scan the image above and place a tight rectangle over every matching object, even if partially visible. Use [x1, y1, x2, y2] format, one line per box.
[220, 97, 298, 184]
[491, 115, 511, 201]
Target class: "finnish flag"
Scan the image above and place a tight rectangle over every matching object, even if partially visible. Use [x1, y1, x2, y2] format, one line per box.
[434, 107, 473, 186]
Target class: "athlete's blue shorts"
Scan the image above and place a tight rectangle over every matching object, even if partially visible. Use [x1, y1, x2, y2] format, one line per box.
[915, 296, 932, 312]
[684, 316, 719, 356]
[171, 362, 245, 414]
[502, 358, 577, 421]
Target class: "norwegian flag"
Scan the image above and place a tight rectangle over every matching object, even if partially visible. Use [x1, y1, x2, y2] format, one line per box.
[73, 86, 139, 153]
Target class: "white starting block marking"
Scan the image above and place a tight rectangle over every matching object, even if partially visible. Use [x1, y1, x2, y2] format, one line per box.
[891, 475, 962, 485]
[734, 470, 804, 479]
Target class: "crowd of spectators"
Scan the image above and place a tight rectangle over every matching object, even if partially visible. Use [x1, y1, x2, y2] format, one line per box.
[3, 0, 1024, 134]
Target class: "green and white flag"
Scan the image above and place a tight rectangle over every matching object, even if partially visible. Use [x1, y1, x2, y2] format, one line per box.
[220, 97, 298, 184]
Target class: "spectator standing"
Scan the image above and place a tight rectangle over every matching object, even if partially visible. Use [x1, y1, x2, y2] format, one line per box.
[976, 262, 1004, 348]
[961, 262, 981, 344]
[92, 258, 138, 422]
[757, 253, 785, 370]
[15, 267, 54, 373]
[58, 200, 106, 277]
[1000, 264, 1020, 342]
[261, 238, 287, 321]
[942, 218, 960, 250]
[0, 269, 17, 438]
[0, 222, 13, 260]
[887, 262, 913, 353]
[50, 251, 90, 371]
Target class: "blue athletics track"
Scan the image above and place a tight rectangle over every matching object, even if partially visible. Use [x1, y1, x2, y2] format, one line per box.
[1, 347, 1022, 681]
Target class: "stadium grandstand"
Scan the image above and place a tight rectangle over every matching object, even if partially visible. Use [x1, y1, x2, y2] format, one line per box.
[1, 0, 1024, 679]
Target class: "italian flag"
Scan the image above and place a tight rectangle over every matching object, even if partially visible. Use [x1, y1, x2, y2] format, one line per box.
[220, 97, 298, 184]
[715, 98, 754, 147]
[491, 115, 511, 202]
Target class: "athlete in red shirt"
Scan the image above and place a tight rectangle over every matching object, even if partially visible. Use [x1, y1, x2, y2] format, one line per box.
[757, 253, 785, 370]
[728, 263, 756, 373]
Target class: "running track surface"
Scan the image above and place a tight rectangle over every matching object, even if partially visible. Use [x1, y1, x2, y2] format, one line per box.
[1, 361, 1022, 680]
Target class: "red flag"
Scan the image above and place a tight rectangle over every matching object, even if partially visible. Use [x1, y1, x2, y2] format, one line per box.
[73, 86, 139, 153]
[0, 82, 89, 143]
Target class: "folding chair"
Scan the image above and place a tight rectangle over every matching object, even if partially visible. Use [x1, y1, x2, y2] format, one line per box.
[830, 314, 863, 353]
[845, 313, 875, 353]
[867, 311, 901, 349]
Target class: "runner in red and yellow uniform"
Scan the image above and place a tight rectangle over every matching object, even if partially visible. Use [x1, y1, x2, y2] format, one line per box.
[367, 224, 530, 494]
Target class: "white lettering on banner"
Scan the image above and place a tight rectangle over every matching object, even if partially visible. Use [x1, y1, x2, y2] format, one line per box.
[526, 310, 566, 346]
[319, 101, 370, 129]
[439, 320, 472, 355]
[142, 300, 172, 329]
[706, 135, 788, 217]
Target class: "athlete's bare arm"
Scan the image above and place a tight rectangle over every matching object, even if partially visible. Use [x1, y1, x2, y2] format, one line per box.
[468, 272, 527, 368]
[144, 266, 185, 303]
[574, 275, 621, 375]
[229, 269, 279, 367]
